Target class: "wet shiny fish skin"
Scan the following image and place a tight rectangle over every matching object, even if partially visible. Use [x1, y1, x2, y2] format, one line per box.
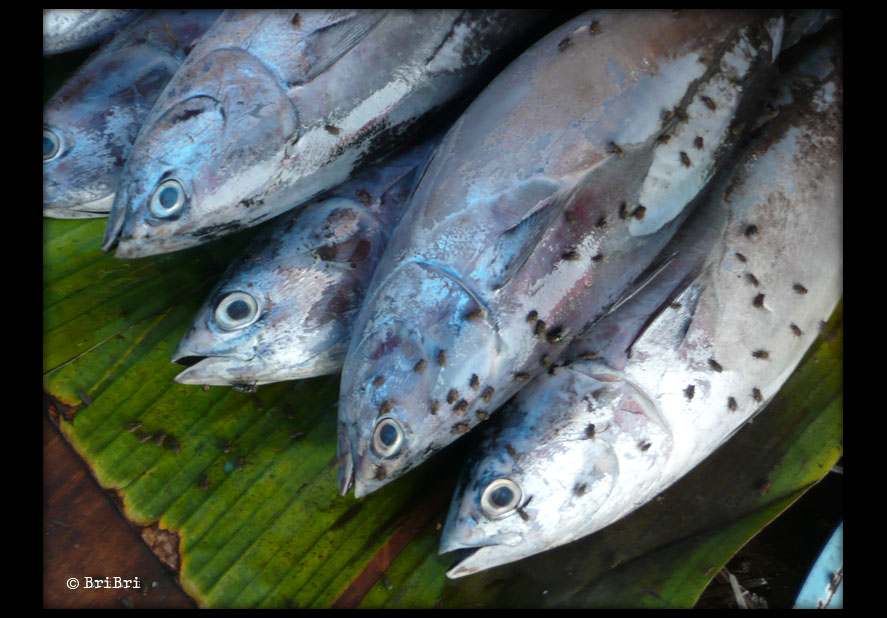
[102, 9, 547, 257]
[171, 137, 439, 386]
[440, 35, 843, 577]
[44, 9, 145, 56]
[43, 10, 223, 218]
[337, 10, 782, 499]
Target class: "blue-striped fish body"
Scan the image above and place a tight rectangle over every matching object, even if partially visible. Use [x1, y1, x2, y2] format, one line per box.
[44, 9, 145, 55]
[101, 9, 549, 257]
[337, 10, 784, 498]
[440, 31, 843, 577]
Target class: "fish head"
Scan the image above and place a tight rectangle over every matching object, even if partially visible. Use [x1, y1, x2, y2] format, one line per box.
[440, 364, 673, 577]
[103, 48, 300, 257]
[174, 197, 384, 385]
[338, 261, 501, 498]
[44, 46, 179, 217]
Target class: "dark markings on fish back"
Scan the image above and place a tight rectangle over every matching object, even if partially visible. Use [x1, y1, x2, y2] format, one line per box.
[414, 359, 427, 373]
[753, 293, 765, 308]
[745, 273, 759, 286]
[728, 396, 738, 411]
[505, 443, 518, 459]
[752, 349, 769, 359]
[574, 482, 587, 497]
[430, 400, 439, 415]
[790, 323, 803, 337]
[592, 253, 605, 263]
[701, 95, 717, 111]
[793, 283, 808, 294]
[534, 320, 546, 338]
[735, 252, 747, 262]
[436, 349, 447, 367]
[476, 409, 489, 421]
[694, 136, 704, 150]
[618, 202, 629, 219]
[585, 423, 596, 439]
[446, 389, 459, 405]
[465, 307, 483, 321]
[291, 12, 301, 27]
[324, 124, 341, 136]
[514, 372, 530, 382]
[670, 302, 682, 309]
[595, 216, 607, 228]
[752, 387, 763, 402]
[588, 20, 600, 35]
[540, 354, 552, 368]
[452, 423, 470, 434]
[709, 358, 723, 372]
[680, 152, 691, 167]
[745, 224, 758, 237]
[469, 374, 480, 390]
[633, 205, 647, 220]
[558, 37, 573, 52]
[379, 400, 393, 416]
[638, 441, 651, 451]
[453, 399, 468, 414]
[657, 133, 672, 144]
[372, 375, 385, 387]
[526, 310, 538, 323]
[684, 384, 695, 400]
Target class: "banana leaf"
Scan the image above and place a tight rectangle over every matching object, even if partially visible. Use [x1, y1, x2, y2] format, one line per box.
[43, 39, 842, 608]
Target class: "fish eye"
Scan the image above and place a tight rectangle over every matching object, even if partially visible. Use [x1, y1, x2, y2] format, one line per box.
[149, 178, 187, 218]
[480, 478, 522, 519]
[371, 417, 403, 458]
[214, 291, 260, 330]
[43, 128, 62, 162]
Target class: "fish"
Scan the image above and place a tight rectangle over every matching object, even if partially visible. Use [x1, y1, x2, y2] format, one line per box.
[439, 31, 843, 577]
[44, 10, 222, 218]
[101, 9, 549, 257]
[171, 137, 439, 387]
[337, 10, 783, 498]
[43, 9, 145, 55]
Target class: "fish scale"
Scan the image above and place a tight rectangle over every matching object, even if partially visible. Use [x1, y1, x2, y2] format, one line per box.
[337, 9, 783, 499]
[440, 31, 842, 576]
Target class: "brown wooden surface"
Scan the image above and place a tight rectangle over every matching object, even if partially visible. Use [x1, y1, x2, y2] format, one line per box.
[43, 405, 196, 609]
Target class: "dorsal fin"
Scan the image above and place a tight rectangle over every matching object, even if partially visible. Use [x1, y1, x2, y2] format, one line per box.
[290, 11, 387, 86]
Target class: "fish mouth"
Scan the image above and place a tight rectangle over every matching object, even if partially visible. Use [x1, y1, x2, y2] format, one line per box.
[102, 191, 127, 253]
[441, 540, 526, 579]
[171, 351, 265, 386]
[44, 193, 115, 219]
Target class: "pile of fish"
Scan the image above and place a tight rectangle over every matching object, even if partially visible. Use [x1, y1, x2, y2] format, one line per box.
[44, 9, 842, 578]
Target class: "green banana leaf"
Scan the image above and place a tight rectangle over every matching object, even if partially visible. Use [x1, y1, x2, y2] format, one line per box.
[43, 38, 842, 607]
[43, 212, 841, 608]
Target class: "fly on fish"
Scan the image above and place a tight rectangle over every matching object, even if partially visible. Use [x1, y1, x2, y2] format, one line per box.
[172, 137, 439, 386]
[337, 9, 784, 499]
[101, 9, 550, 258]
[440, 29, 843, 577]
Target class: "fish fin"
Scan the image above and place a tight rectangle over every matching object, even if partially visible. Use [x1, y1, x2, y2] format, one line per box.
[628, 272, 707, 357]
[292, 11, 387, 86]
[479, 179, 563, 291]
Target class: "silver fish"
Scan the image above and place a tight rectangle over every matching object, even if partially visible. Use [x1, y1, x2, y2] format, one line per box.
[101, 9, 548, 257]
[337, 10, 783, 498]
[44, 10, 222, 218]
[171, 137, 439, 386]
[43, 9, 145, 56]
[440, 35, 843, 577]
